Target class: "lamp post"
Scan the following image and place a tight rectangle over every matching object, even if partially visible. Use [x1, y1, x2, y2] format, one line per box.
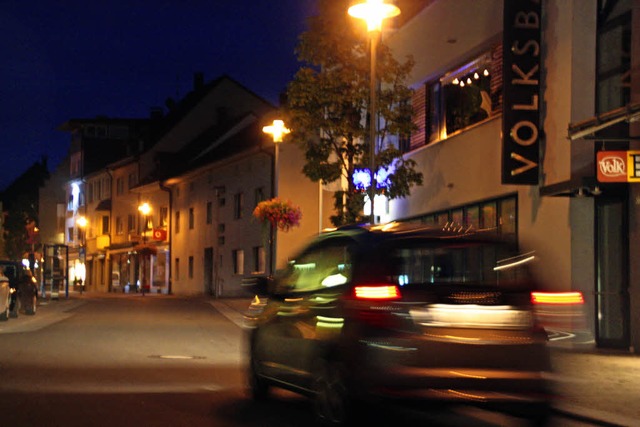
[262, 119, 290, 275]
[76, 215, 87, 294]
[262, 119, 290, 197]
[349, 0, 400, 225]
[138, 202, 151, 295]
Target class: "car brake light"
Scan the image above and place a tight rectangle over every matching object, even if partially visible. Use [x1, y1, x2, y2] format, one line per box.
[354, 284, 401, 300]
[531, 291, 584, 305]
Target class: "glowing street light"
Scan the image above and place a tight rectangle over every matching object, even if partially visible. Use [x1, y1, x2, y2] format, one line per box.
[138, 202, 152, 242]
[137, 202, 152, 295]
[75, 215, 88, 294]
[348, 0, 400, 224]
[262, 119, 290, 197]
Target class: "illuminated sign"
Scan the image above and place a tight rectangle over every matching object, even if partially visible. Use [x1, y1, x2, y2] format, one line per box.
[153, 229, 167, 241]
[596, 150, 640, 183]
[352, 165, 394, 191]
[502, 0, 541, 185]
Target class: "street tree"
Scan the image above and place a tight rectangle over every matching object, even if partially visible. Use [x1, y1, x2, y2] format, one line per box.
[285, 0, 423, 226]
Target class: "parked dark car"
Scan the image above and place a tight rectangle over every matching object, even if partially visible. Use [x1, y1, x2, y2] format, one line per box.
[244, 222, 554, 426]
[0, 260, 36, 317]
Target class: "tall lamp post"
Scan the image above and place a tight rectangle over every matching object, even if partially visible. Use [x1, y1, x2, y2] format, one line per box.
[138, 202, 151, 295]
[76, 215, 87, 294]
[262, 119, 290, 275]
[348, 0, 400, 225]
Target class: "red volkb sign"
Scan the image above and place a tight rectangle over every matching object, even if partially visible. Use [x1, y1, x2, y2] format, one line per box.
[597, 151, 627, 182]
[153, 229, 167, 241]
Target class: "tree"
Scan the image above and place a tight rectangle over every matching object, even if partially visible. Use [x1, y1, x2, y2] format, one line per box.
[285, 0, 423, 226]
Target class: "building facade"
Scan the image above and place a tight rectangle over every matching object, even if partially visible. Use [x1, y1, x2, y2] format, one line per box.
[376, 0, 640, 352]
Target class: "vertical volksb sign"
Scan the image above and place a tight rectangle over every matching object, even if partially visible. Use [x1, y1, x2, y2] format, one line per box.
[502, 0, 542, 185]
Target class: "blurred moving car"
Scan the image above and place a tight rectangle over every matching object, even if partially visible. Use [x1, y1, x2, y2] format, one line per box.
[244, 222, 554, 426]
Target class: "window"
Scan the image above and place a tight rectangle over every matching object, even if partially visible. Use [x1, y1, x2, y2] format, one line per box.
[277, 241, 354, 294]
[596, 2, 631, 139]
[101, 215, 109, 234]
[116, 177, 124, 195]
[127, 214, 136, 232]
[102, 177, 111, 198]
[116, 216, 123, 235]
[253, 246, 266, 273]
[128, 172, 138, 190]
[189, 207, 194, 230]
[408, 195, 517, 240]
[233, 249, 244, 275]
[87, 182, 94, 203]
[188, 256, 194, 279]
[159, 207, 168, 227]
[175, 211, 180, 234]
[431, 52, 493, 141]
[175, 258, 180, 281]
[254, 187, 265, 206]
[418, 49, 499, 146]
[206, 201, 213, 224]
[233, 193, 243, 219]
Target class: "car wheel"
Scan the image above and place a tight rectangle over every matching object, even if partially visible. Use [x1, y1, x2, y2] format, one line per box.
[248, 340, 269, 400]
[313, 359, 351, 427]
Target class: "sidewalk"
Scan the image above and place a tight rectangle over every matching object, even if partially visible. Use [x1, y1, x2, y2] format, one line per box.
[213, 297, 640, 427]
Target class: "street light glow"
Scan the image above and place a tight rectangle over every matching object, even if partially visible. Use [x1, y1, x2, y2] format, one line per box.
[76, 216, 88, 227]
[138, 202, 151, 216]
[348, 0, 400, 32]
[262, 119, 290, 143]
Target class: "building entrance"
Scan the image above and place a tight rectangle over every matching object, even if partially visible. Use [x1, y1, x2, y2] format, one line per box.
[595, 196, 630, 348]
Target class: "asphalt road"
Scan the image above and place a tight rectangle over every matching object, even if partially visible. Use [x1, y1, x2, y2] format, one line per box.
[0, 294, 594, 426]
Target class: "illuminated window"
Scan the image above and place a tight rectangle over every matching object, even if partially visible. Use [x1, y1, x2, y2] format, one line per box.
[253, 246, 265, 273]
[233, 249, 244, 275]
[233, 193, 243, 219]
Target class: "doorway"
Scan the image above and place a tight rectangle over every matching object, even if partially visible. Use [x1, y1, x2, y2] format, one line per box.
[204, 247, 214, 296]
[595, 196, 630, 348]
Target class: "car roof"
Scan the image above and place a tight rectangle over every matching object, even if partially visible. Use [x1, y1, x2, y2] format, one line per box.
[318, 221, 507, 245]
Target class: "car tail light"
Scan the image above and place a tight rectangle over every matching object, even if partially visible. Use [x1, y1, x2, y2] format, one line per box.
[353, 284, 401, 300]
[531, 291, 584, 305]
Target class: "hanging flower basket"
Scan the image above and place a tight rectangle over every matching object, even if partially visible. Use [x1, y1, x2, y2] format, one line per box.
[253, 197, 302, 232]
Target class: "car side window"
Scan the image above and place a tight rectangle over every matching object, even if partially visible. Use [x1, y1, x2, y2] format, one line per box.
[278, 240, 354, 294]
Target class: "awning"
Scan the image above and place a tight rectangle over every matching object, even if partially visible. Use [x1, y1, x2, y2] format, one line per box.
[568, 102, 640, 141]
[95, 199, 112, 211]
[539, 176, 600, 198]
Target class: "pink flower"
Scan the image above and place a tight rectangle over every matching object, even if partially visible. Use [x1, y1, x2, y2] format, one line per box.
[253, 197, 302, 232]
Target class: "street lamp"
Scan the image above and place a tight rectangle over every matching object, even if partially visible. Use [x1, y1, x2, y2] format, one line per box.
[137, 202, 152, 295]
[262, 119, 290, 197]
[138, 202, 151, 243]
[262, 119, 290, 275]
[76, 215, 87, 294]
[348, 0, 400, 225]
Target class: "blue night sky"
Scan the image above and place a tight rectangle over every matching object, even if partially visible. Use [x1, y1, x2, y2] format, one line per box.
[0, 0, 317, 190]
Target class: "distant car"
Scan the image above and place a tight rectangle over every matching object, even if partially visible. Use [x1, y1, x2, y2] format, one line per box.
[0, 261, 36, 317]
[0, 270, 11, 320]
[244, 222, 554, 426]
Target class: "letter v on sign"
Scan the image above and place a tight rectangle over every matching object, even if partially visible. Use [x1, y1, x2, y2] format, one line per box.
[510, 152, 538, 176]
